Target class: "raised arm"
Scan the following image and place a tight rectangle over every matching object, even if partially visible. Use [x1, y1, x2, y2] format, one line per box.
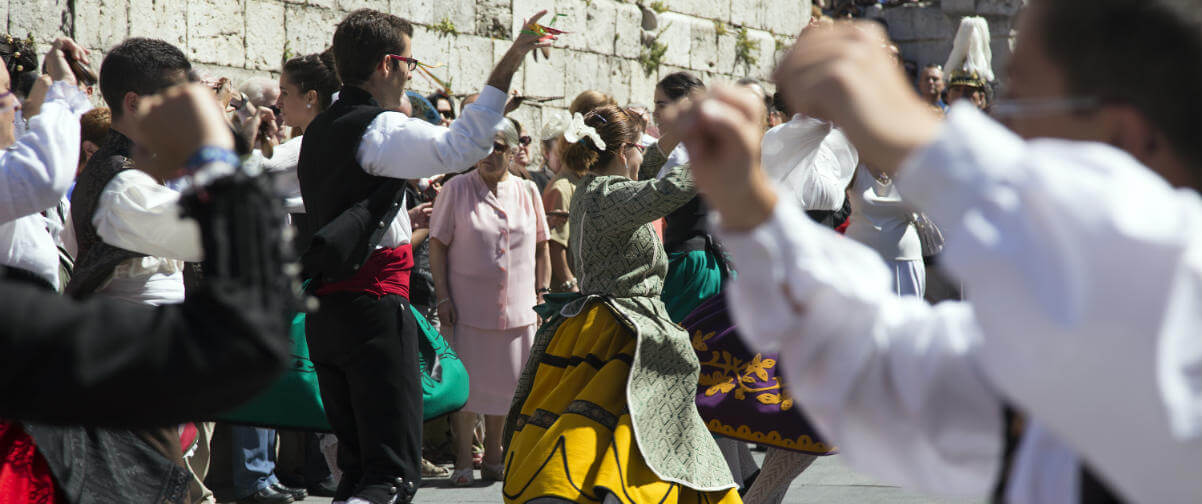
[356, 10, 554, 180]
[715, 199, 1002, 497]
[0, 81, 91, 223]
[589, 163, 696, 233]
[0, 38, 93, 223]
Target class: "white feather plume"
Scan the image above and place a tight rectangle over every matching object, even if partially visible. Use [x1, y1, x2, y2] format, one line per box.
[944, 16, 994, 82]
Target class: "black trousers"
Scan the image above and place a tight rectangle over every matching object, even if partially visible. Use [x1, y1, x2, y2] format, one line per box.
[306, 292, 422, 503]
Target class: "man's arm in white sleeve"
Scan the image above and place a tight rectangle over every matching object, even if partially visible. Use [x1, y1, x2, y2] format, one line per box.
[714, 198, 1003, 498]
[356, 86, 506, 179]
[93, 170, 203, 261]
[0, 81, 91, 223]
[894, 103, 1202, 502]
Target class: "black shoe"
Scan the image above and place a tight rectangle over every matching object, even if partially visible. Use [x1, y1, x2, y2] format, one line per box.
[234, 486, 294, 504]
[307, 476, 338, 497]
[271, 482, 308, 501]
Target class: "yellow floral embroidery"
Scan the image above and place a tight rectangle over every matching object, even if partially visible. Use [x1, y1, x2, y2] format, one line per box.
[692, 330, 794, 411]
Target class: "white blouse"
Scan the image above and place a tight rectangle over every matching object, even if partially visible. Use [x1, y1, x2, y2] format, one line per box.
[713, 104, 1202, 503]
[843, 164, 921, 261]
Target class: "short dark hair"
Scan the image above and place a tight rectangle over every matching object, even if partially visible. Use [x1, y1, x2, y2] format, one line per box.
[427, 91, 455, 119]
[99, 38, 191, 118]
[332, 9, 414, 86]
[1040, 0, 1202, 173]
[283, 50, 341, 111]
[656, 72, 705, 101]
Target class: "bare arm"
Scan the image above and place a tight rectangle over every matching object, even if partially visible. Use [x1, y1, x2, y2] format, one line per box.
[429, 238, 456, 327]
[548, 242, 575, 291]
[535, 240, 550, 302]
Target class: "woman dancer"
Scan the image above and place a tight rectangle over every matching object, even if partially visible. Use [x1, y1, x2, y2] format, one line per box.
[502, 105, 738, 503]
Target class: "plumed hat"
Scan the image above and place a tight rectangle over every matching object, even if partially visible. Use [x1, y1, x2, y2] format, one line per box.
[944, 16, 994, 90]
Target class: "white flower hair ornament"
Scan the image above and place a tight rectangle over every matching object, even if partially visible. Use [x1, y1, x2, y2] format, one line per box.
[562, 112, 606, 151]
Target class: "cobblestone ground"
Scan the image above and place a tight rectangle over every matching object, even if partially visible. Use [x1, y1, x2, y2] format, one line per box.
[295, 453, 980, 504]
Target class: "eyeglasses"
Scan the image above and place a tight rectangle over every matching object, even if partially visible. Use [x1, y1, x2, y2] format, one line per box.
[990, 97, 1099, 119]
[438, 109, 455, 120]
[518, 135, 532, 146]
[387, 55, 420, 72]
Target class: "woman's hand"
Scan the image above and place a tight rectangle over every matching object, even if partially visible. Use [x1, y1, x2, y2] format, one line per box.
[437, 299, 458, 328]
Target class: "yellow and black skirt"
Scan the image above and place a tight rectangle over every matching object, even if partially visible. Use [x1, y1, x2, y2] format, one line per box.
[503, 303, 740, 504]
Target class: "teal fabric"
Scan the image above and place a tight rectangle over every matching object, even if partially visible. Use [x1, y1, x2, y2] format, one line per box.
[661, 249, 724, 323]
[220, 305, 469, 429]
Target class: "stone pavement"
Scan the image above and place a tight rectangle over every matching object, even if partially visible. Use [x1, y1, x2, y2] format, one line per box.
[298, 453, 980, 504]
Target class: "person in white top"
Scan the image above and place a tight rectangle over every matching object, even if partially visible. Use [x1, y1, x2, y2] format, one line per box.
[0, 38, 92, 290]
[670, 0, 1202, 502]
[843, 164, 924, 296]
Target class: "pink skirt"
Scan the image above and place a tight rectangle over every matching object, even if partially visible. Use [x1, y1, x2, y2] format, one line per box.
[446, 323, 536, 415]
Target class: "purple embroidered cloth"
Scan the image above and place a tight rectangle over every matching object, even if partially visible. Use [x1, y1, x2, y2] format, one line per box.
[683, 294, 836, 455]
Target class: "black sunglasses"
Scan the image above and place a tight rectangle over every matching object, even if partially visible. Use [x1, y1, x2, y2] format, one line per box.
[493, 141, 510, 152]
[518, 135, 532, 146]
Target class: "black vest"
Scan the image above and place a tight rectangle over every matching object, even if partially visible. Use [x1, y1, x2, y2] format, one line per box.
[296, 86, 390, 234]
[66, 131, 148, 298]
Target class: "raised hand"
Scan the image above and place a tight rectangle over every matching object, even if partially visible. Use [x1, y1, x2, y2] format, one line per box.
[772, 21, 940, 174]
[669, 85, 778, 232]
[487, 10, 555, 92]
[129, 83, 235, 181]
[43, 37, 90, 85]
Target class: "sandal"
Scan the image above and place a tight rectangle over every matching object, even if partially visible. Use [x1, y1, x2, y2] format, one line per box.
[421, 458, 451, 478]
[449, 468, 475, 487]
[481, 462, 505, 482]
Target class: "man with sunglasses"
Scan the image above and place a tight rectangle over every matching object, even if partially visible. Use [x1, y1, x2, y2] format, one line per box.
[295, 8, 551, 504]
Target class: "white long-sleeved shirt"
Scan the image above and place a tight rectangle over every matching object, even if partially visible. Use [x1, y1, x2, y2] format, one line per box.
[0, 81, 91, 288]
[761, 115, 858, 211]
[355, 85, 507, 248]
[93, 169, 202, 305]
[715, 104, 1202, 503]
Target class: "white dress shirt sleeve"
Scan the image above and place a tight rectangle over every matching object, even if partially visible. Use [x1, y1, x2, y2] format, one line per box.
[714, 200, 1003, 498]
[357, 86, 507, 179]
[894, 103, 1202, 502]
[93, 169, 203, 261]
[0, 81, 91, 223]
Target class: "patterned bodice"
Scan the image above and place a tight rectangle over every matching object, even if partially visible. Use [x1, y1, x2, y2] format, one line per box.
[567, 147, 695, 299]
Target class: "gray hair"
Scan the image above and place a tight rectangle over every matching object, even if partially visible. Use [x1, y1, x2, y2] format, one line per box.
[497, 118, 520, 149]
[238, 76, 279, 107]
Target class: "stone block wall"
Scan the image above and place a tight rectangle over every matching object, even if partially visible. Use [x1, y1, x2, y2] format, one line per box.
[7, 0, 812, 160]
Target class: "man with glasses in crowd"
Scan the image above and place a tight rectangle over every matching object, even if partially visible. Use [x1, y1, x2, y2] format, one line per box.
[295, 8, 551, 504]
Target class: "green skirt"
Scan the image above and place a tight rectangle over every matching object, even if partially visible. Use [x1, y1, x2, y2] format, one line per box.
[661, 250, 725, 323]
